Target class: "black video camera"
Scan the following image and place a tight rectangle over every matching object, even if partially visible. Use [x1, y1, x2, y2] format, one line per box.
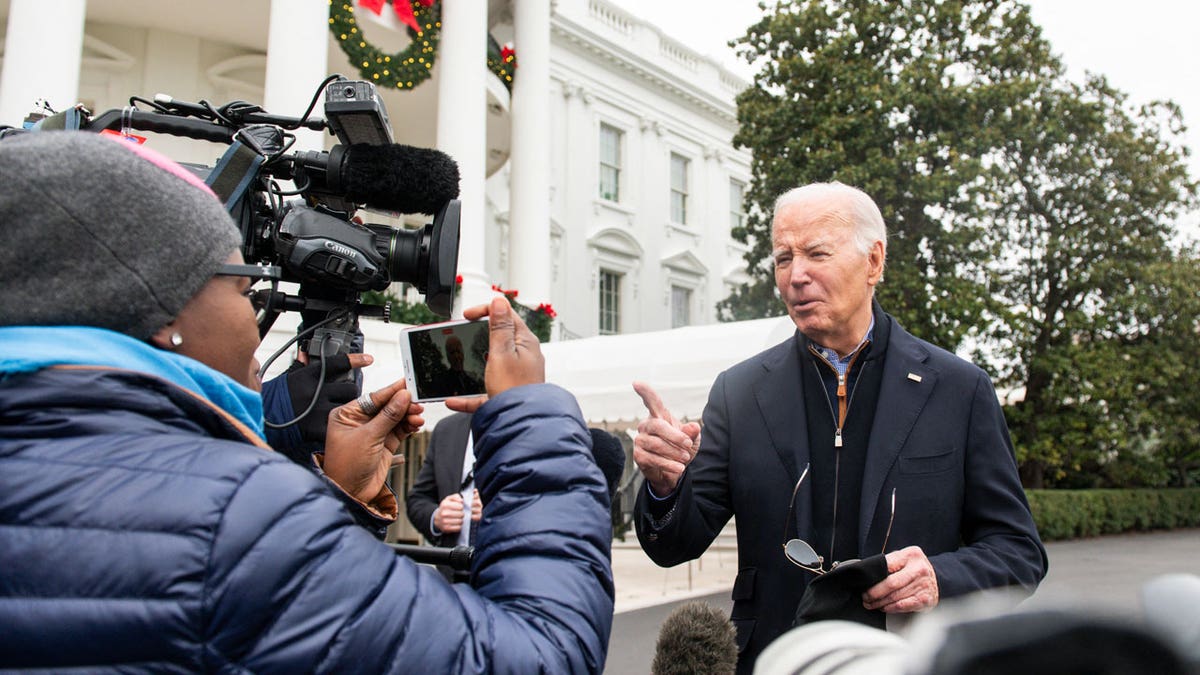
[2, 76, 461, 361]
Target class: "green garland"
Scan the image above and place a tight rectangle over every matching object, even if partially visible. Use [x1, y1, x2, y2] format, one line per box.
[486, 36, 517, 91]
[329, 1, 518, 92]
[328, 1, 441, 90]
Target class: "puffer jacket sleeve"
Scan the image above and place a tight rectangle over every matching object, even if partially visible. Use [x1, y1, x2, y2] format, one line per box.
[203, 383, 614, 674]
[259, 373, 303, 453]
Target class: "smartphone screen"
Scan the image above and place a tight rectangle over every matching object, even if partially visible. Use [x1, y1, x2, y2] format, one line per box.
[400, 318, 489, 402]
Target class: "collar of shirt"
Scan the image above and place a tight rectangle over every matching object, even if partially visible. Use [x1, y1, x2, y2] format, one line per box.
[812, 315, 875, 378]
[458, 430, 476, 547]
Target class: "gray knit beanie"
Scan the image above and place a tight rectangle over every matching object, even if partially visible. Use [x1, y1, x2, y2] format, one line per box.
[0, 131, 242, 339]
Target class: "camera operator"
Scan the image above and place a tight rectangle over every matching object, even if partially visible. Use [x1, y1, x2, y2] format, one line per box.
[0, 132, 614, 673]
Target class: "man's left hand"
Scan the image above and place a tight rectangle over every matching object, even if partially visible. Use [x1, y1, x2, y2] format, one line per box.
[862, 546, 939, 613]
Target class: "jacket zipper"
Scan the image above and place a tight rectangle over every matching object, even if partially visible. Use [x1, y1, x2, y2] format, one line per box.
[808, 343, 869, 566]
[809, 342, 869, 448]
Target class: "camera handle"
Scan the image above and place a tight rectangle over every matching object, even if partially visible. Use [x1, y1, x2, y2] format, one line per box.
[258, 302, 366, 430]
[256, 293, 389, 431]
[298, 294, 387, 385]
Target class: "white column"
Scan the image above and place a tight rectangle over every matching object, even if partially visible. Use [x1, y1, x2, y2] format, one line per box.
[507, 0, 552, 304]
[263, 0, 329, 151]
[0, 0, 86, 127]
[559, 81, 589, 337]
[437, 0, 490, 314]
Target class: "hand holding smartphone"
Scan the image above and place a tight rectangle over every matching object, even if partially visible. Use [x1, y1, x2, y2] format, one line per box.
[399, 318, 490, 403]
[402, 298, 546, 406]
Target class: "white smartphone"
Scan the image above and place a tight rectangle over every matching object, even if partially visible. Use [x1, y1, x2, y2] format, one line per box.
[399, 318, 490, 402]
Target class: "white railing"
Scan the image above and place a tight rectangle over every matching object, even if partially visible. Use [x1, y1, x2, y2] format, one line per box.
[721, 71, 747, 93]
[589, 0, 633, 36]
[659, 38, 698, 72]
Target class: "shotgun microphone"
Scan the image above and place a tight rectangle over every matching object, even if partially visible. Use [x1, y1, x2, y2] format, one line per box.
[292, 143, 461, 215]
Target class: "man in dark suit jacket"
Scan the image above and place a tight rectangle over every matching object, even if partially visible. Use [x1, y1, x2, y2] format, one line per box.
[632, 182, 1047, 673]
[406, 412, 480, 581]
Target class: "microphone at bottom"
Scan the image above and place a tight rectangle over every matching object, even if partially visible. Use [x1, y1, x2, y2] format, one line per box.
[652, 601, 738, 675]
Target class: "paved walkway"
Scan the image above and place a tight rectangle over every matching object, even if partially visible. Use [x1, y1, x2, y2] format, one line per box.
[612, 539, 739, 614]
[608, 529, 1200, 673]
[1022, 528, 1200, 614]
[612, 528, 1200, 614]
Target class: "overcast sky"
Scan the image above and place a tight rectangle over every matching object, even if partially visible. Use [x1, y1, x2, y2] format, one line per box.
[605, 0, 1200, 237]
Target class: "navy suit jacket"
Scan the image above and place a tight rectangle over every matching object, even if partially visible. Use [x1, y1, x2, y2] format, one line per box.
[406, 412, 473, 547]
[635, 309, 1047, 672]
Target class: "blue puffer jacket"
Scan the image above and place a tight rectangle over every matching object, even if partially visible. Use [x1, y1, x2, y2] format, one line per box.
[0, 367, 613, 673]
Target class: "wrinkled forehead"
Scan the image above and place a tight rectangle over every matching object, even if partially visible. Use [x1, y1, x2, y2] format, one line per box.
[771, 201, 854, 248]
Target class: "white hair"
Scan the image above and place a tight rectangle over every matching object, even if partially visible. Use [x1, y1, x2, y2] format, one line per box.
[771, 182, 887, 257]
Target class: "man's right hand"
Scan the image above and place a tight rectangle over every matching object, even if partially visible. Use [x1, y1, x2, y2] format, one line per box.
[631, 381, 701, 496]
[434, 490, 484, 534]
[434, 493, 466, 534]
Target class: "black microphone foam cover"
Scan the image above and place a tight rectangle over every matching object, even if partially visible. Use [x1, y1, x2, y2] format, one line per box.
[588, 428, 626, 503]
[340, 143, 460, 214]
[652, 601, 738, 675]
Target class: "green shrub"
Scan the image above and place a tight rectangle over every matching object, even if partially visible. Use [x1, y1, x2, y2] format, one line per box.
[360, 290, 441, 325]
[1026, 488, 1200, 541]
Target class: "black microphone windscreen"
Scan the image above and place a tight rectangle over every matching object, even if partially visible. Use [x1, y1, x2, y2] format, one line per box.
[340, 143, 460, 214]
[652, 601, 738, 675]
[588, 428, 626, 502]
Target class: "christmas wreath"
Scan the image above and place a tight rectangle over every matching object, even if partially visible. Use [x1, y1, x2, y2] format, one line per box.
[328, 0, 440, 90]
[329, 0, 517, 92]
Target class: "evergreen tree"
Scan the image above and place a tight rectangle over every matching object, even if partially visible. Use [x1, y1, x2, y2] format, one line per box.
[724, 0, 1198, 488]
[722, 0, 1057, 350]
[984, 77, 1200, 482]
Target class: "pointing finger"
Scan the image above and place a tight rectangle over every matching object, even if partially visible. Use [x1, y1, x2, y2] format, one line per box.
[633, 381, 677, 426]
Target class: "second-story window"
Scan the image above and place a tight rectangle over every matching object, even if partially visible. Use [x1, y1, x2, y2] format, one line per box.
[670, 152, 689, 224]
[729, 179, 746, 231]
[599, 123, 622, 202]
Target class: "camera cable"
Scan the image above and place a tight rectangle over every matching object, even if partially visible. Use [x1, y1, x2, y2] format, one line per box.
[260, 311, 346, 429]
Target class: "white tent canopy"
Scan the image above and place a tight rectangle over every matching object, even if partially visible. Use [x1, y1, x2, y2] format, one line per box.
[540, 316, 798, 425]
[259, 313, 799, 428]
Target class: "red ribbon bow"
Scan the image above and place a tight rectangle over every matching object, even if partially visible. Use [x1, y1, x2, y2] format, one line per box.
[359, 0, 434, 33]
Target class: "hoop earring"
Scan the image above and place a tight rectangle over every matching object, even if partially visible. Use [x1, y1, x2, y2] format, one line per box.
[170, 333, 184, 348]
